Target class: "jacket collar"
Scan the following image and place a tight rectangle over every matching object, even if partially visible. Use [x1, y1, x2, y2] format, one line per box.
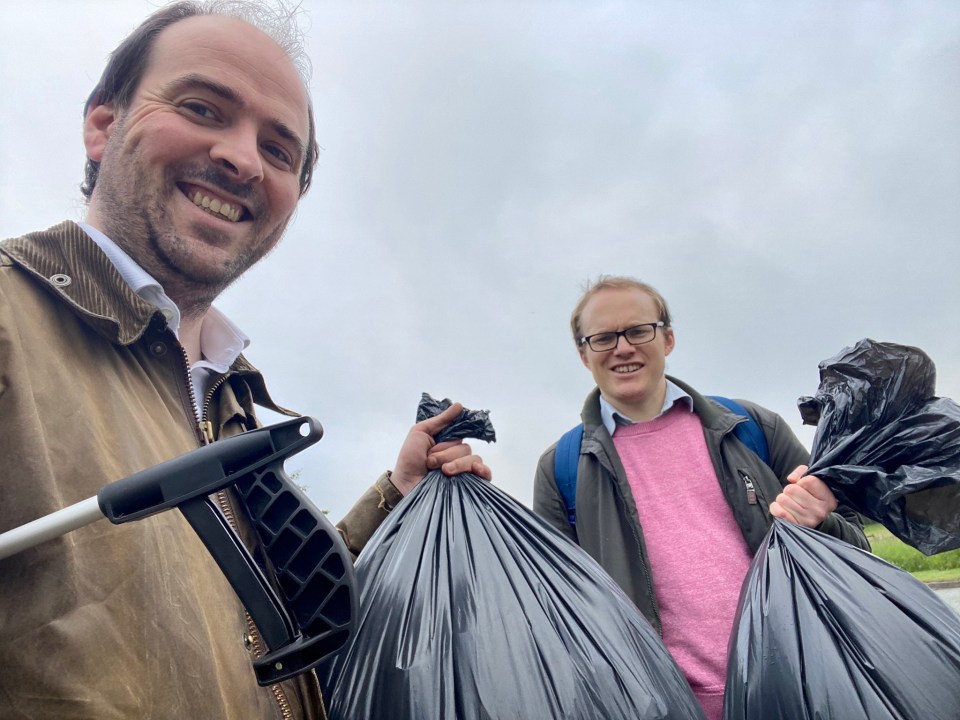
[2, 221, 158, 345]
[2, 221, 289, 414]
[668, 376, 746, 434]
[581, 375, 744, 435]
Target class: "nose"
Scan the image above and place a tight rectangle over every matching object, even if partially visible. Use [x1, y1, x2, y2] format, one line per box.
[209, 125, 264, 183]
[612, 334, 635, 353]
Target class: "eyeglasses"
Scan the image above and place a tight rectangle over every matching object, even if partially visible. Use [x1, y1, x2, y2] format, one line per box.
[579, 322, 665, 352]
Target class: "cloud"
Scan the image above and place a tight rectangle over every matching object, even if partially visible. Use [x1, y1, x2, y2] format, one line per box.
[2, 0, 958, 518]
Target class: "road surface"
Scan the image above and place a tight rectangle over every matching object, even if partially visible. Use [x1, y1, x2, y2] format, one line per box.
[933, 585, 960, 615]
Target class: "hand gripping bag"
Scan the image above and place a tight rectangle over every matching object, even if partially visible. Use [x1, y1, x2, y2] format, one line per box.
[724, 519, 960, 720]
[324, 394, 705, 720]
[798, 338, 960, 554]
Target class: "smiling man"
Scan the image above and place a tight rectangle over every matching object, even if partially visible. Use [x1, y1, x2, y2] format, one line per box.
[0, 3, 488, 718]
[81, 12, 310, 361]
[533, 275, 869, 720]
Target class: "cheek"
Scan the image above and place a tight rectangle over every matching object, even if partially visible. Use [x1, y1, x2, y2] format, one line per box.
[266, 179, 301, 223]
[116, 107, 178, 150]
[118, 130, 193, 177]
[591, 359, 611, 381]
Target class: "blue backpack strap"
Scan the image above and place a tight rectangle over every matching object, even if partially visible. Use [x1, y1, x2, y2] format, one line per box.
[554, 424, 584, 528]
[707, 395, 771, 467]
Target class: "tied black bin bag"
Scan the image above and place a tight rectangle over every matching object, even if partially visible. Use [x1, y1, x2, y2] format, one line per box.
[325, 394, 704, 720]
[798, 338, 960, 555]
[724, 519, 960, 720]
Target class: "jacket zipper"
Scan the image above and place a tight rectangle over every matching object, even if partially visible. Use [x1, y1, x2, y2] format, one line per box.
[739, 470, 758, 505]
[179, 347, 293, 720]
[636, 527, 661, 634]
[199, 372, 228, 446]
[217, 489, 293, 720]
[176, 344, 209, 447]
[595, 446, 663, 634]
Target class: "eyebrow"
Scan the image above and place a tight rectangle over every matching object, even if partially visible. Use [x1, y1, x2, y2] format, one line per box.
[164, 73, 307, 164]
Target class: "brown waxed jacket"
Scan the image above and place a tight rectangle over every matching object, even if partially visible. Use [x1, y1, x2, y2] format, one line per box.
[0, 222, 396, 719]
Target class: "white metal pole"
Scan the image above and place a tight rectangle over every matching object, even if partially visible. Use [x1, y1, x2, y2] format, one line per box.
[0, 496, 104, 561]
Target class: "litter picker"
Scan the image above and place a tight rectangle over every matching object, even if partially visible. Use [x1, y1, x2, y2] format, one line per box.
[0, 416, 357, 686]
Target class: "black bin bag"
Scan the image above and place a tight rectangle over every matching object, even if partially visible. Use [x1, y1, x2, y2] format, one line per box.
[724, 519, 960, 720]
[324, 394, 705, 720]
[798, 338, 960, 554]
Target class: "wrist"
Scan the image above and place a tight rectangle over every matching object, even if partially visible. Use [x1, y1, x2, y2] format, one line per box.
[376, 470, 405, 510]
[388, 468, 419, 497]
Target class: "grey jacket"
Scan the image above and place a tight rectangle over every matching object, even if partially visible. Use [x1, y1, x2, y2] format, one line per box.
[533, 379, 869, 633]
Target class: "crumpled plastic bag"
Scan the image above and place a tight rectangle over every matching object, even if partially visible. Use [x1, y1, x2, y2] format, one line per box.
[798, 338, 960, 554]
[414, 392, 498, 443]
[724, 518, 960, 720]
[324, 394, 705, 720]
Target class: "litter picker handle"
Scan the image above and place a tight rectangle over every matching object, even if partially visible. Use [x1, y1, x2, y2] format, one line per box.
[0, 417, 357, 686]
[0, 420, 307, 559]
[0, 496, 103, 561]
[97, 416, 318, 522]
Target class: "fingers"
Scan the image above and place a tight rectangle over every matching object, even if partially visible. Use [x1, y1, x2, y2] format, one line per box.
[468, 458, 492, 481]
[425, 439, 468, 469]
[770, 491, 810, 526]
[786, 464, 809, 483]
[426, 441, 491, 479]
[770, 475, 838, 528]
[439, 455, 492, 481]
[414, 402, 463, 438]
[769, 501, 798, 524]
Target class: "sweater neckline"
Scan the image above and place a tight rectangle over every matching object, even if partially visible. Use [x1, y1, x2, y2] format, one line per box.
[612, 404, 691, 437]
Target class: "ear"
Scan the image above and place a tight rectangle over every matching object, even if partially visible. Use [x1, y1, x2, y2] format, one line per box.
[663, 327, 676, 357]
[83, 103, 118, 162]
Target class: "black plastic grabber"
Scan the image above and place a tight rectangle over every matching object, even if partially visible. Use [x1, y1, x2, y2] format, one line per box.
[0, 416, 357, 686]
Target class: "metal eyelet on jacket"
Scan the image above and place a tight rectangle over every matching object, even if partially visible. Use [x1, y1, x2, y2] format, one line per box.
[49, 273, 72, 287]
[149, 341, 168, 357]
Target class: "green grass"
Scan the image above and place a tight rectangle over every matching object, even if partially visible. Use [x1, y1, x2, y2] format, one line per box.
[865, 523, 960, 583]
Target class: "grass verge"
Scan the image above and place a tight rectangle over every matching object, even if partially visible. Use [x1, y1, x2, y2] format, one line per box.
[865, 522, 960, 584]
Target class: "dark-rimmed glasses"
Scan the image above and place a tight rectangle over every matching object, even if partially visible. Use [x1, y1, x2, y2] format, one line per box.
[579, 322, 665, 352]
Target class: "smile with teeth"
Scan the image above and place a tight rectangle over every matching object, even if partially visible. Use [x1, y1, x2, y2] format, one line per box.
[613, 364, 642, 374]
[190, 189, 243, 223]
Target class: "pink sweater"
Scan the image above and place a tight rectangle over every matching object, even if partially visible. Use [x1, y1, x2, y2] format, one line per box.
[613, 406, 754, 720]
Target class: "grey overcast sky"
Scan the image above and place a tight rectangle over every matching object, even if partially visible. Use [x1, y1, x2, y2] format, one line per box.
[1, 1, 958, 518]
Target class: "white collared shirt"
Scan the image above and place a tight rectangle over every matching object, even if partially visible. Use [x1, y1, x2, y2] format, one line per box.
[79, 223, 250, 415]
[598, 379, 693, 436]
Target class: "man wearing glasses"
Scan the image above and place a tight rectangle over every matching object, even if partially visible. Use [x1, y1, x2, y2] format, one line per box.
[532, 275, 868, 720]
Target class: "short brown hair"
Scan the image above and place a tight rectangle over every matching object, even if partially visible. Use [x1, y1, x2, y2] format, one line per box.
[80, 0, 319, 200]
[570, 275, 672, 348]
